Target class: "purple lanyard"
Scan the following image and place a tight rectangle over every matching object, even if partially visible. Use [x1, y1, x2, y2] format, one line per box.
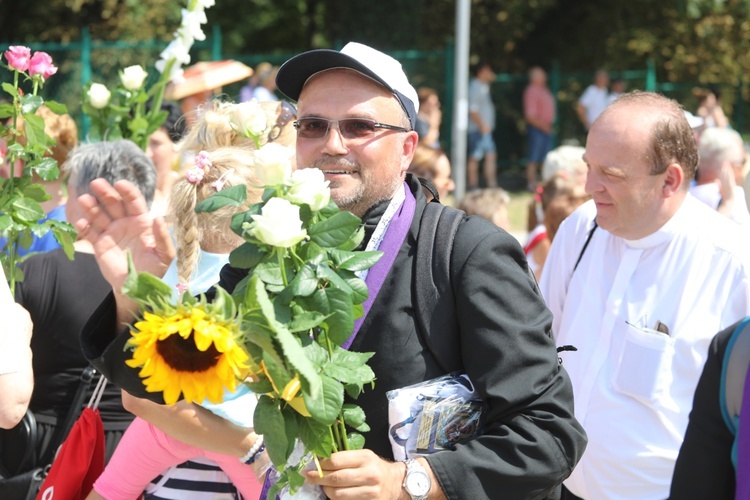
[736, 361, 750, 499]
[342, 183, 416, 349]
[260, 183, 416, 499]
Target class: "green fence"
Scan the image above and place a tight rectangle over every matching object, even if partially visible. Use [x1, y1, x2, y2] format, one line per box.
[3, 30, 748, 186]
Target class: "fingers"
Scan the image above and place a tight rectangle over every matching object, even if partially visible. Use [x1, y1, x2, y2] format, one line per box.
[113, 179, 150, 217]
[153, 217, 176, 265]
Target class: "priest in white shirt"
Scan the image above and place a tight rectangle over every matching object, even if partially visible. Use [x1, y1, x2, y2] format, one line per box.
[540, 91, 750, 500]
[690, 126, 750, 224]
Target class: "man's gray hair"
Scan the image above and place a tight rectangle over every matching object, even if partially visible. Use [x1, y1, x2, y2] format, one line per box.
[698, 127, 743, 171]
[64, 140, 157, 207]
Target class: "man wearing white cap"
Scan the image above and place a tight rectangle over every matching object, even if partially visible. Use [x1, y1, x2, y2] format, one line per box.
[271, 41, 585, 499]
[75, 42, 586, 499]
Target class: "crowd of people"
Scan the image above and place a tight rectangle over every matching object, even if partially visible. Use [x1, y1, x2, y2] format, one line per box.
[2, 38, 750, 500]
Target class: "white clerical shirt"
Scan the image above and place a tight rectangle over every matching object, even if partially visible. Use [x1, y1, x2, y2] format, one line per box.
[540, 195, 750, 500]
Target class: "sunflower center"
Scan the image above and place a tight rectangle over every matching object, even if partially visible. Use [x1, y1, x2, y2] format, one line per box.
[156, 331, 221, 372]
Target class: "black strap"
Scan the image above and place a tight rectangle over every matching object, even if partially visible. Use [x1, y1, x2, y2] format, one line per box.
[417, 177, 441, 202]
[38, 366, 97, 465]
[414, 200, 464, 374]
[573, 222, 598, 272]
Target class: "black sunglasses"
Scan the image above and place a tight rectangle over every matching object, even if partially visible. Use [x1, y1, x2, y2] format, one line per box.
[294, 117, 410, 140]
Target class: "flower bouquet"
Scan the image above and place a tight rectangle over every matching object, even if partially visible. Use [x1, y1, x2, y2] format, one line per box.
[0, 46, 75, 291]
[82, 0, 214, 149]
[123, 142, 382, 498]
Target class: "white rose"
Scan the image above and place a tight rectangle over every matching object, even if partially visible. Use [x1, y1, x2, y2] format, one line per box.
[251, 198, 307, 248]
[285, 168, 331, 212]
[120, 65, 148, 90]
[87, 83, 111, 109]
[231, 100, 268, 137]
[253, 143, 294, 186]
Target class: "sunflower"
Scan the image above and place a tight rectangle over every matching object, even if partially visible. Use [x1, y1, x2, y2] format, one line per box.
[125, 304, 249, 405]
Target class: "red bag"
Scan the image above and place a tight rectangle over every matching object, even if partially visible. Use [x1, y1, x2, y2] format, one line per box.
[35, 374, 107, 500]
[35, 408, 105, 500]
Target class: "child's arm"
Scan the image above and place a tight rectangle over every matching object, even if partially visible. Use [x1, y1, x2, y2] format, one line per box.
[91, 417, 186, 499]
[122, 390, 259, 458]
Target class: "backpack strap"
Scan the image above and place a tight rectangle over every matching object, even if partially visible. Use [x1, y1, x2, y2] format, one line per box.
[721, 318, 750, 435]
[414, 200, 464, 374]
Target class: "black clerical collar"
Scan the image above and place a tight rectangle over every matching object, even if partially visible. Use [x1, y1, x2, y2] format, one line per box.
[357, 198, 391, 250]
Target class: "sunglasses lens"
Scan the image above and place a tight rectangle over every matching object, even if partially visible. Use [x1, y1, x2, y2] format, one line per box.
[340, 119, 376, 138]
[296, 119, 328, 138]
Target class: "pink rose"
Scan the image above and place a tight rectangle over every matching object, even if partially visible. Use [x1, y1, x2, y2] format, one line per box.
[4, 46, 31, 72]
[28, 52, 57, 79]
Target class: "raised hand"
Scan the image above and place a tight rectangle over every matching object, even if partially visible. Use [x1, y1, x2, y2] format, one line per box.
[74, 179, 175, 322]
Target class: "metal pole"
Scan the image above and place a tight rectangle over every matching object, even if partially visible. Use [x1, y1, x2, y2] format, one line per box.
[451, 0, 470, 202]
[81, 27, 92, 139]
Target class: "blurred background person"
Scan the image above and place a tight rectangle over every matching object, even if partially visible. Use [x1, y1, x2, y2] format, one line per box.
[524, 172, 588, 281]
[523, 66, 556, 191]
[14, 139, 155, 466]
[408, 144, 455, 203]
[691, 127, 749, 224]
[540, 144, 587, 190]
[467, 60, 497, 189]
[415, 87, 442, 149]
[696, 85, 729, 129]
[458, 187, 511, 231]
[239, 61, 272, 102]
[608, 77, 626, 104]
[146, 100, 187, 217]
[249, 64, 279, 102]
[0, 267, 33, 430]
[576, 69, 609, 130]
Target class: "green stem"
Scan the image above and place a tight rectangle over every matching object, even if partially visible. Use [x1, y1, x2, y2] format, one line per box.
[338, 415, 350, 451]
[289, 246, 305, 267]
[330, 424, 340, 453]
[277, 248, 288, 287]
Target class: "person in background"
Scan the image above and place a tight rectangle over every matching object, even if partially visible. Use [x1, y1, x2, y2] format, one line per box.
[608, 78, 626, 104]
[691, 127, 749, 224]
[541, 91, 750, 500]
[415, 87, 442, 149]
[524, 66, 556, 191]
[0, 267, 33, 430]
[524, 172, 588, 281]
[467, 60, 497, 189]
[696, 85, 729, 129]
[239, 61, 272, 103]
[458, 187, 511, 231]
[251, 64, 279, 103]
[1, 105, 78, 255]
[408, 144, 455, 202]
[576, 69, 609, 130]
[15, 140, 155, 466]
[146, 100, 187, 217]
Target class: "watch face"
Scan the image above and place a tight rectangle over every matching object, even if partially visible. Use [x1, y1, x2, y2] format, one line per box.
[406, 470, 430, 496]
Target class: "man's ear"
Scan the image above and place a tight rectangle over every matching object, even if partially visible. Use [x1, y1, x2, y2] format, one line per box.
[400, 131, 419, 175]
[663, 162, 685, 197]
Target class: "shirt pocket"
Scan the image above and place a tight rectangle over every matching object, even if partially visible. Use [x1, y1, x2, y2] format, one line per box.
[612, 322, 676, 406]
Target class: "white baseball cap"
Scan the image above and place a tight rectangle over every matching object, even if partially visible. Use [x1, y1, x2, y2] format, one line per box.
[275, 42, 419, 129]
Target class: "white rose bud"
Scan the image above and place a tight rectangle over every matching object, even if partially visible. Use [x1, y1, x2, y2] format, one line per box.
[251, 198, 307, 248]
[285, 168, 331, 212]
[231, 100, 268, 138]
[87, 83, 111, 109]
[120, 65, 148, 90]
[252, 143, 293, 186]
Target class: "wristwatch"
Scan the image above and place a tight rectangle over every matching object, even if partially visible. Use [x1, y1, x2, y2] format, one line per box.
[403, 458, 431, 500]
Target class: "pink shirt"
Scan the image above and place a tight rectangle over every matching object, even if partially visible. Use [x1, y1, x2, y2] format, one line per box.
[524, 84, 556, 129]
